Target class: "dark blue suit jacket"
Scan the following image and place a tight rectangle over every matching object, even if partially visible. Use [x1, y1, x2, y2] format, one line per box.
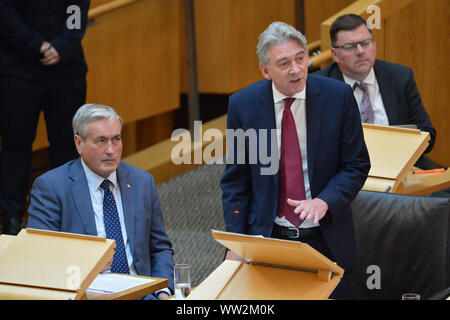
[0, 0, 89, 79]
[220, 75, 370, 270]
[27, 158, 174, 296]
[315, 60, 436, 153]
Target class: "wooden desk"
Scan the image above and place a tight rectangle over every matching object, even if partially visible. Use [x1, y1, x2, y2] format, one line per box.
[398, 168, 450, 196]
[85, 274, 168, 300]
[0, 232, 167, 300]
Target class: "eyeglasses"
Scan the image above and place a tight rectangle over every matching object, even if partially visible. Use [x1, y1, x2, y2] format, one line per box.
[333, 37, 374, 53]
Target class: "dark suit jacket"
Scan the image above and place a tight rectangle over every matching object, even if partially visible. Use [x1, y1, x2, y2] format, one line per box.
[0, 0, 89, 79]
[220, 75, 371, 270]
[315, 60, 436, 153]
[27, 158, 174, 296]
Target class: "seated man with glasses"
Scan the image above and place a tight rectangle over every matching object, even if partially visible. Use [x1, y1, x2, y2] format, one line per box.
[315, 14, 436, 167]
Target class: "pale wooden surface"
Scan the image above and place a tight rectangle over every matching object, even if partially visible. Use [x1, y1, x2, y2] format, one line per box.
[383, 0, 450, 165]
[187, 231, 343, 300]
[186, 260, 242, 300]
[216, 263, 340, 300]
[89, 0, 141, 19]
[0, 283, 78, 300]
[362, 176, 396, 193]
[304, 0, 354, 42]
[180, 0, 296, 93]
[398, 167, 450, 196]
[213, 230, 343, 276]
[83, 0, 180, 123]
[0, 229, 115, 300]
[362, 123, 430, 193]
[362, 124, 429, 180]
[0, 231, 167, 300]
[86, 274, 168, 300]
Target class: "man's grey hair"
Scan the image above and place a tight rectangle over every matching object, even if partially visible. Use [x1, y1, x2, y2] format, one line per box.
[256, 21, 307, 67]
[73, 103, 123, 140]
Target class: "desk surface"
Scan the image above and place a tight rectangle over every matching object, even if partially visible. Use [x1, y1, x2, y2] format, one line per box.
[85, 274, 168, 300]
[0, 234, 167, 300]
[401, 168, 450, 195]
[363, 167, 450, 195]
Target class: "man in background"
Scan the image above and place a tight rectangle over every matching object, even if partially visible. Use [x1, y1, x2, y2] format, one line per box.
[315, 14, 436, 168]
[0, 0, 90, 234]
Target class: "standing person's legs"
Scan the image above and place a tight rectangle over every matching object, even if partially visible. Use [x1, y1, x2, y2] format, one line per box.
[43, 76, 86, 169]
[0, 76, 42, 235]
[272, 225, 352, 299]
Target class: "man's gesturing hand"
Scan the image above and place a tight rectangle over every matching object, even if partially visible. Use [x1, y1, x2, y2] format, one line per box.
[287, 198, 328, 225]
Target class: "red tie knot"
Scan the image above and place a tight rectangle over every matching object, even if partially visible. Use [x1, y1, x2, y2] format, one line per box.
[284, 97, 295, 110]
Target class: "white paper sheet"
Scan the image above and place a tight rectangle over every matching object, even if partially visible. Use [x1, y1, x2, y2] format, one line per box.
[87, 273, 155, 294]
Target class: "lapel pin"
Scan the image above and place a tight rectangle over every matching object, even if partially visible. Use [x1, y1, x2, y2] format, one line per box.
[127, 184, 131, 189]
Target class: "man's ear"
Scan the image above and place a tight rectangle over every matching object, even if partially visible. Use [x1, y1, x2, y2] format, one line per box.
[331, 48, 339, 63]
[259, 63, 271, 80]
[74, 134, 83, 155]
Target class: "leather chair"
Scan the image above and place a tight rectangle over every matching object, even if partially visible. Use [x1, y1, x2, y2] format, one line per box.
[350, 191, 449, 299]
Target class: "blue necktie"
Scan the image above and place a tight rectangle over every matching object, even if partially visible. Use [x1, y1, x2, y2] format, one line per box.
[100, 179, 130, 274]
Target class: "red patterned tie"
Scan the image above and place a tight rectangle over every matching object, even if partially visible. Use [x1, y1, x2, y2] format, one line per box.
[277, 97, 306, 227]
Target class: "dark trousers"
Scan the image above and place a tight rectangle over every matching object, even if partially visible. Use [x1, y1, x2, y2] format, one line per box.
[272, 225, 351, 300]
[0, 73, 86, 221]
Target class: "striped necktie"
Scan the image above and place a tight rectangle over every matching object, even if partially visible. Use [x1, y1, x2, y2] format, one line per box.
[356, 82, 374, 123]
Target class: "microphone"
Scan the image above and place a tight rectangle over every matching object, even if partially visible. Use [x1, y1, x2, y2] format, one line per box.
[224, 201, 240, 261]
[230, 201, 240, 233]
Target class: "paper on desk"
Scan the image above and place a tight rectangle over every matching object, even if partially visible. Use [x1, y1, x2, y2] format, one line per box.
[87, 273, 155, 294]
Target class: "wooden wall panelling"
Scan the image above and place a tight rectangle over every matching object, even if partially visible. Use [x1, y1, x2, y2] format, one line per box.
[180, 0, 297, 94]
[84, 0, 180, 122]
[303, 0, 354, 43]
[384, 0, 449, 165]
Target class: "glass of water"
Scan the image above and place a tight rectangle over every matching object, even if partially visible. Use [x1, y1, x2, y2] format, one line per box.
[174, 264, 191, 300]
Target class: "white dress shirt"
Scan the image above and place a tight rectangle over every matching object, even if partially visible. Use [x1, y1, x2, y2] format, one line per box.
[343, 68, 389, 125]
[80, 159, 137, 275]
[81, 159, 170, 297]
[272, 83, 318, 229]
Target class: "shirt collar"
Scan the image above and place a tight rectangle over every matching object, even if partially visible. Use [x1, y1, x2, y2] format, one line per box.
[272, 81, 306, 104]
[342, 67, 376, 88]
[80, 158, 118, 191]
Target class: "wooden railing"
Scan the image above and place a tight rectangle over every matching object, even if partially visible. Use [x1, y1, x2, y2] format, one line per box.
[88, 0, 141, 19]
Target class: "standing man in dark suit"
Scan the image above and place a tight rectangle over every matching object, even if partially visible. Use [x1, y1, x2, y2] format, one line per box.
[27, 104, 174, 299]
[315, 14, 436, 164]
[220, 22, 370, 299]
[0, 0, 90, 234]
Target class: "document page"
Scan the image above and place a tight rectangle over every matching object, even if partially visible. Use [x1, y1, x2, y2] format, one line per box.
[87, 273, 155, 294]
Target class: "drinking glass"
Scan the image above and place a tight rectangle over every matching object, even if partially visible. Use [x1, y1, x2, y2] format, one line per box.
[174, 264, 191, 300]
